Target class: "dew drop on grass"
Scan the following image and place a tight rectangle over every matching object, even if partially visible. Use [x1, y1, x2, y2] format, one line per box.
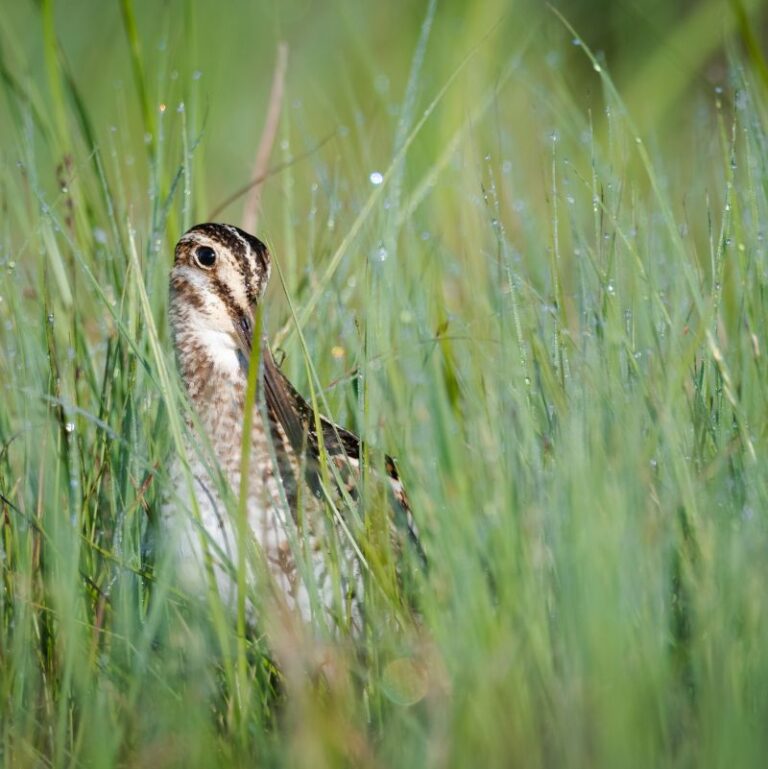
[381, 658, 428, 707]
[47, 313, 54, 324]
[369, 171, 384, 185]
[65, 422, 75, 433]
[192, 70, 202, 80]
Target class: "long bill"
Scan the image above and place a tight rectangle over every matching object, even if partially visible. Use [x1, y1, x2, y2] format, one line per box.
[232, 308, 308, 459]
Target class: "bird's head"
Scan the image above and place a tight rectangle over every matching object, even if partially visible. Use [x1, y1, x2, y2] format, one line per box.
[170, 222, 271, 376]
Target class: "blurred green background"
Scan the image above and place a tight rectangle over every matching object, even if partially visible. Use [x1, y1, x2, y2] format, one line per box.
[2, 1, 768, 768]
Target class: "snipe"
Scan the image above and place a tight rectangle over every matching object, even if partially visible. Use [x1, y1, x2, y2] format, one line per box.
[163, 222, 423, 633]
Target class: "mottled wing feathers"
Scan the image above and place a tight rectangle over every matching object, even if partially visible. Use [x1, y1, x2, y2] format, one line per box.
[261, 344, 426, 566]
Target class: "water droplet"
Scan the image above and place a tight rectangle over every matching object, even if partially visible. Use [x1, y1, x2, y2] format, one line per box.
[593, 62, 602, 73]
[159, 103, 167, 113]
[65, 422, 75, 433]
[375, 246, 388, 262]
[607, 282, 616, 295]
[369, 171, 384, 186]
[47, 313, 55, 324]
[176, 102, 185, 113]
[192, 70, 202, 80]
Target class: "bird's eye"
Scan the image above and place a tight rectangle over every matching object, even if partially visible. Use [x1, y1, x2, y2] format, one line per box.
[194, 246, 217, 269]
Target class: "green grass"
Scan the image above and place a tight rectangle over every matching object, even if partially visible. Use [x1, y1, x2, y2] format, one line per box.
[2, 0, 768, 766]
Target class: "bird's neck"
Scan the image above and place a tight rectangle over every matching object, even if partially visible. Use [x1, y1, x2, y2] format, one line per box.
[172, 325, 248, 413]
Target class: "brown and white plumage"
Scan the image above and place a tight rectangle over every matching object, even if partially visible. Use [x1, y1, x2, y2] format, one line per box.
[164, 222, 423, 633]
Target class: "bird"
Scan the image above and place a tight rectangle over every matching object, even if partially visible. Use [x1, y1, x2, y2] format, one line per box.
[163, 222, 424, 635]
